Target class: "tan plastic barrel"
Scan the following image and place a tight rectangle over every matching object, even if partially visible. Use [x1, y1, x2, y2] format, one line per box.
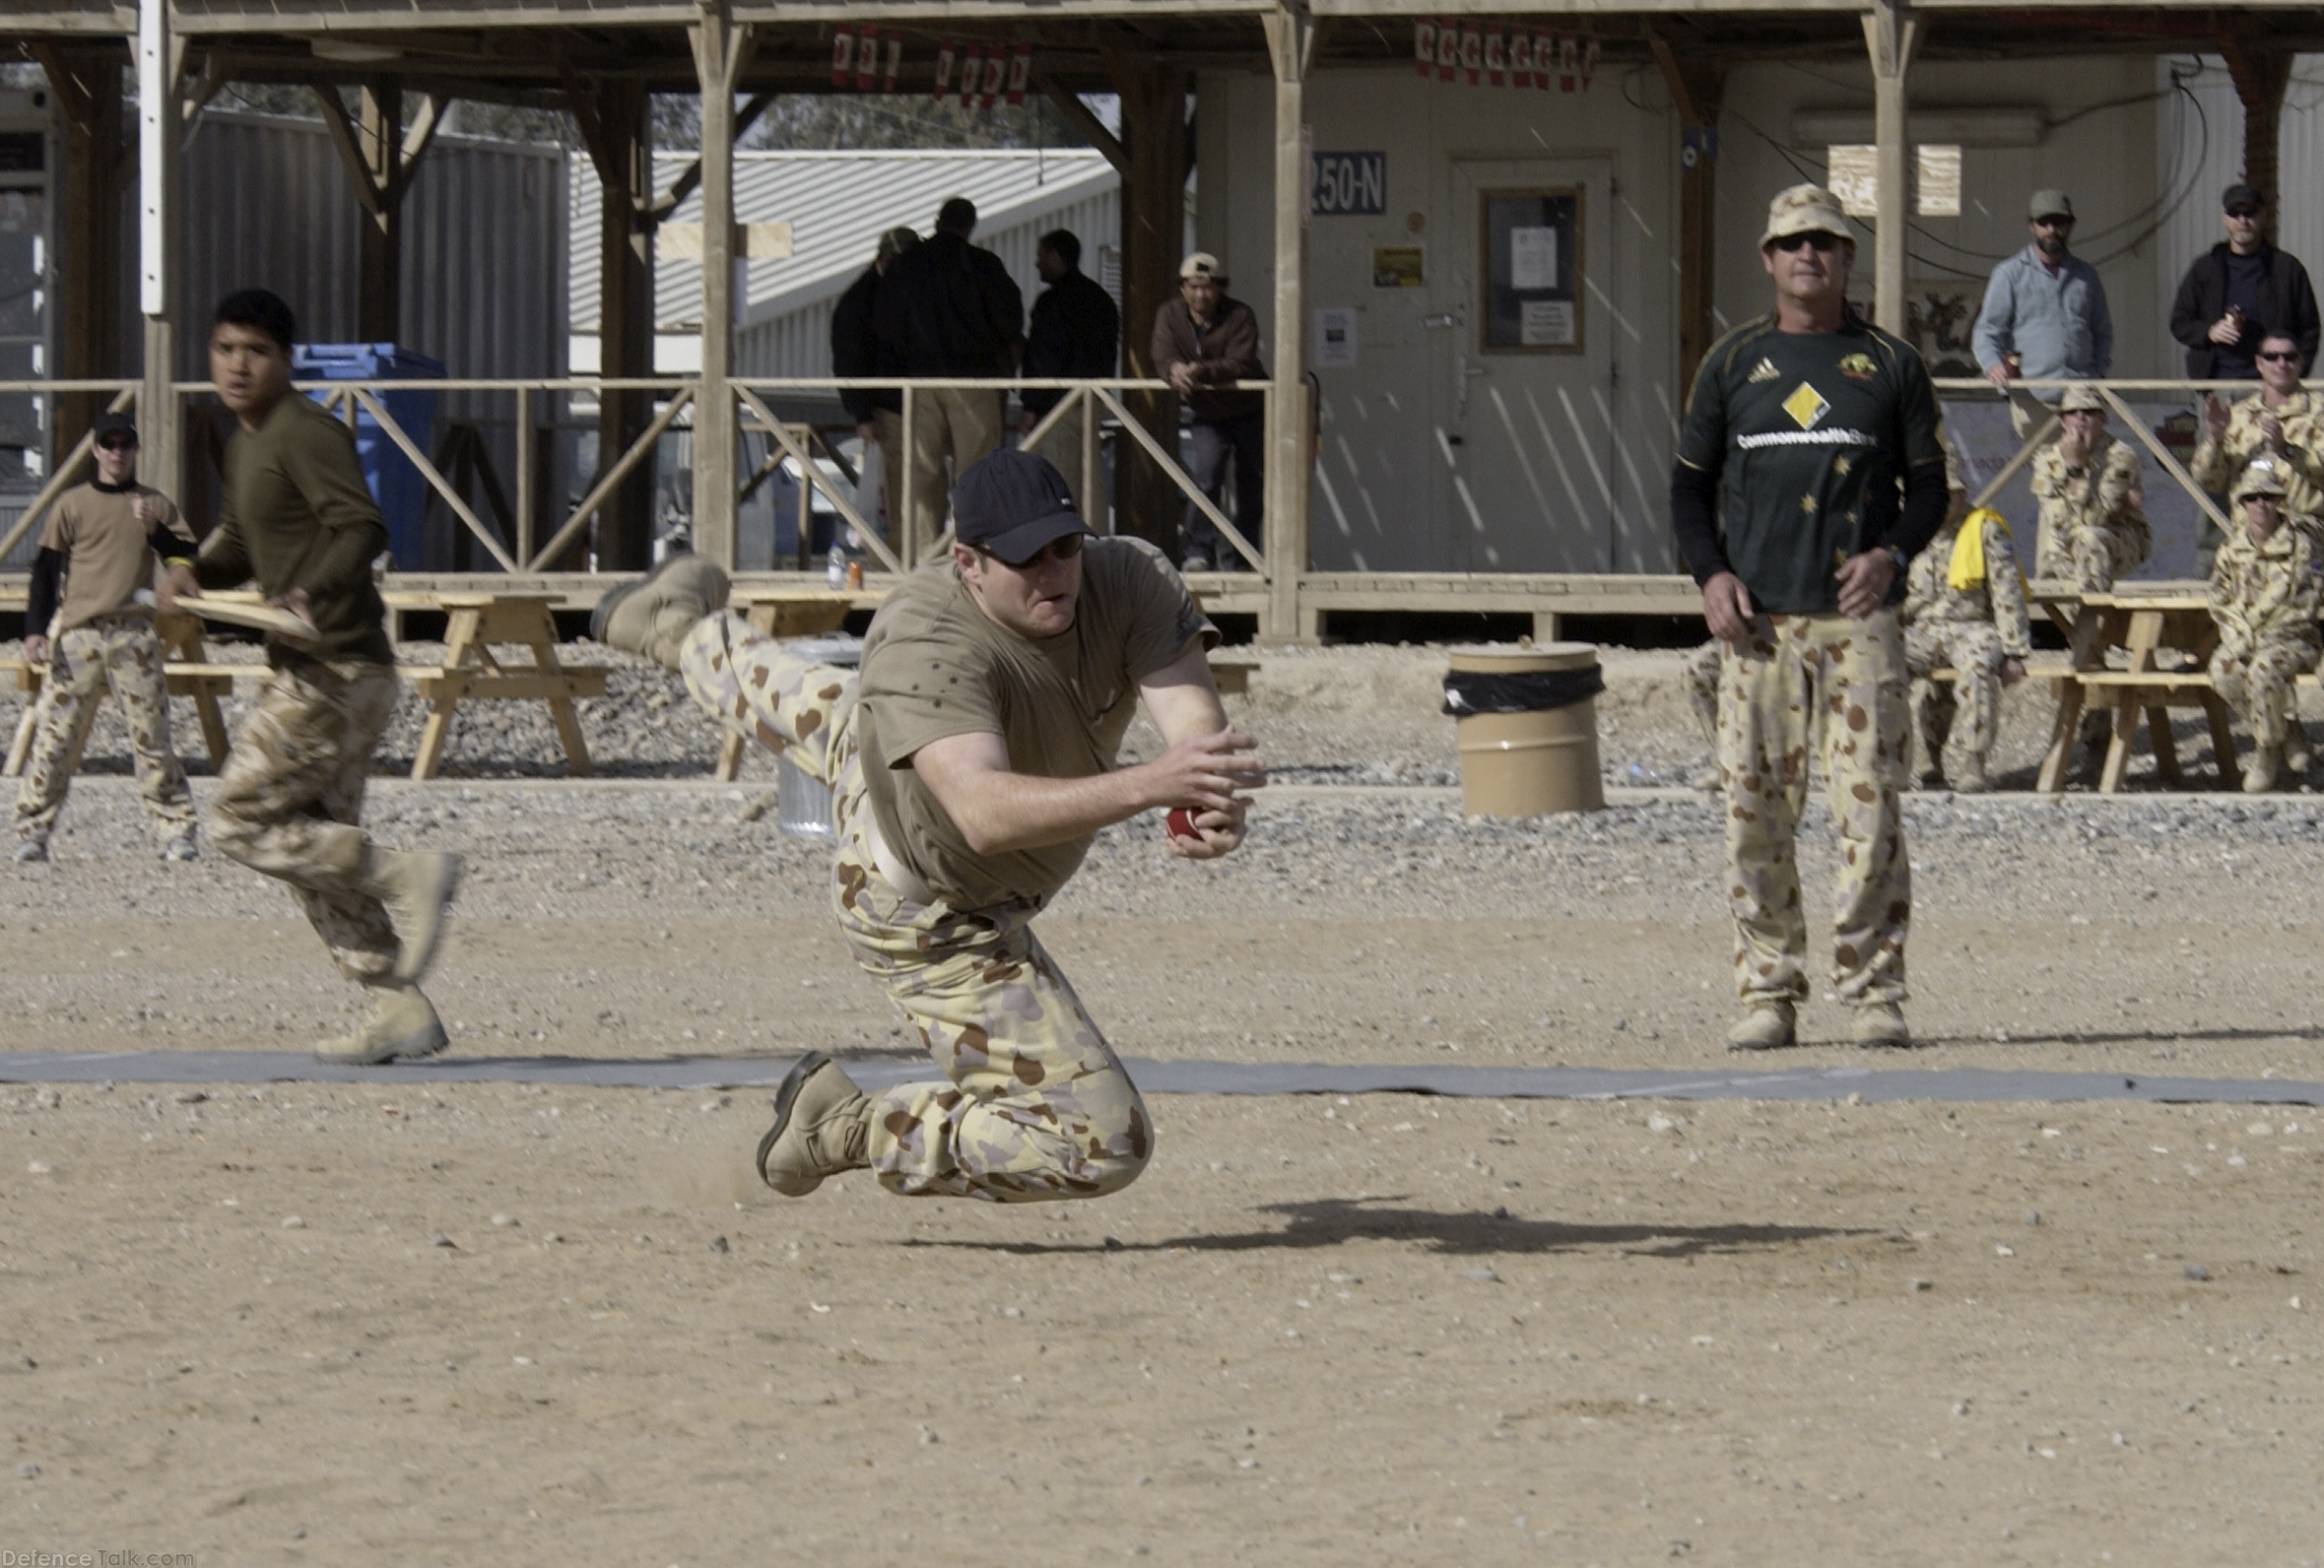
[1449, 643, 1606, 817]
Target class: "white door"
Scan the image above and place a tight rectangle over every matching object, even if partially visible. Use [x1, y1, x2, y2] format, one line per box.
[1446, 157, 1618, 572]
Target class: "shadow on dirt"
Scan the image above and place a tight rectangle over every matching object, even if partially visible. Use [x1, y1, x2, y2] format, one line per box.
[903, 1197, 1874, 1259]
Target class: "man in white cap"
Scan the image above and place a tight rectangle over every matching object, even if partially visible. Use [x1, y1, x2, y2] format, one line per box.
[1669, 183, 1948, 1052]
[1974, 189, 2112, 436]
[2029, 383, 2149, 591]
[2208, 457, 2323, 793]
[1151, 252, 1268, 571]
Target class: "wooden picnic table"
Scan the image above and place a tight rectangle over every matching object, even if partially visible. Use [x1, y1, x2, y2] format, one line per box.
[6, 591, 608, 783]
[2030, 581, 2240, 795]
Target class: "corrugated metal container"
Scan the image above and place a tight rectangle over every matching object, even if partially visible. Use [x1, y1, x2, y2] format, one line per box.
[165, 110, 571, 568]
[571, 148, 1119, 378]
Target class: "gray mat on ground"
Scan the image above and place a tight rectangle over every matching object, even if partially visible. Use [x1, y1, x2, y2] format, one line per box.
[0, 1052, 2316, 1105]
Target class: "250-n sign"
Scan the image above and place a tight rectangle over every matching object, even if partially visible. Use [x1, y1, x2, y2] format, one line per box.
[1312, 152, 1386, 216]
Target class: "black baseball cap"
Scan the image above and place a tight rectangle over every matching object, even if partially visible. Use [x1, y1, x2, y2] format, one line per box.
[2224, 182, 2266, 214]
[93, 412, 138, 444]
[952, 448, 1092, 564]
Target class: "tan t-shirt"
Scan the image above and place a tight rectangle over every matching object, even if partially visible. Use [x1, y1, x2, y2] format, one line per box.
[856, 536, 1217, 910]
[38, 482, 194, 634]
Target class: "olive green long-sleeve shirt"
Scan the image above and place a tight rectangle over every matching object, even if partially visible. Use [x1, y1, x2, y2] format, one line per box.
[193, 392, 393, 665]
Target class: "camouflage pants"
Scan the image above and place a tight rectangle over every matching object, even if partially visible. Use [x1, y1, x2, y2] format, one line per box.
[2037, 524, 2146, 593]
[1719, 611, 1912, 1005]
[208, 659, 402, 984]
[681, 611, 1153, 1203]
[1903, 620, 2006, 772]
[1681, 639, 1723, 753]
[2211, 637, 2320, 750]
[13, 615, 192, 848]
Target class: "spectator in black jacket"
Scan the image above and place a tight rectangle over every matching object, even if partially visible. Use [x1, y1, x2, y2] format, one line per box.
[830, 226, 920, 542]
[1019, 229, 1120, 516]
[873, 196, 1026, 546]
[2169, 183, 2321, 380]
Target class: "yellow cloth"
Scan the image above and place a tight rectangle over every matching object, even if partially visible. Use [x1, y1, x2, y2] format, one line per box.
[1947, 507, 2020, 592]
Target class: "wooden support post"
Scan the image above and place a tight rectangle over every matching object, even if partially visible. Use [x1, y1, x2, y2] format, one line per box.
[690, 0, 751, 572]
[1103, 42, 1191, 556]
[2222, 34, 2292, 232]
[35, 43, 127, 463]
[1648, 30, 1725, 391]
[356, 82, 403, 342]
[514, 383, 534, 566]
[1862, 0, 1915, 336]
[1262, 5, 1313, 644]
[311, 83, 443, 347]
[135, 0, 180, 500]
[565, 77, 657, 570]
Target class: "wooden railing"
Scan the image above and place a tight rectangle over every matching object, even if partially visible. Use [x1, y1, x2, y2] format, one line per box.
[7, 374, 2285, 644]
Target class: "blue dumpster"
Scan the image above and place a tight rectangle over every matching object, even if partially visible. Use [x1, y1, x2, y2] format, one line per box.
[293, 344, 446, 568]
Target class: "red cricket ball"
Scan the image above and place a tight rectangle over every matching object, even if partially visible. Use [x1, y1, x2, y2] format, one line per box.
[1166, 808, 1201, 840]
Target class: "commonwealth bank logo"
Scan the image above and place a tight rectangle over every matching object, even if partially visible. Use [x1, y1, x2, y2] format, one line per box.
[1782, 382, 1830, 430]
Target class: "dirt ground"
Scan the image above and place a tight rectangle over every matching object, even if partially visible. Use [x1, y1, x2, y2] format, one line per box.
[4, 644, 2323, 1561]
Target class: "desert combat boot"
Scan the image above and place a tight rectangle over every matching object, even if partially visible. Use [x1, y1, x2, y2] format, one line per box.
[756, 1053, 874, 1197]
[1853, 1001, 1911, 1049]
[314, 982, 449, 1064]
[356, 848, 464, 983]
[2243, 742, 2283, 795]
[1725, 1000, 1796, 1052]
[592, 553, 732, 672]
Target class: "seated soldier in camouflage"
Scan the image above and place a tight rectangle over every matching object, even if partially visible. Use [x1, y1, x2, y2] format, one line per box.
[2031, 384, 2151, 590]
[1902, 451, 2031, 792]
[2208, 458, 2324, 794]
[2191, 331, 2324, 571]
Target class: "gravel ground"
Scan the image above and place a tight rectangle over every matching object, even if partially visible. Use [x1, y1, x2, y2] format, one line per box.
[6, 637, 2323, 1561]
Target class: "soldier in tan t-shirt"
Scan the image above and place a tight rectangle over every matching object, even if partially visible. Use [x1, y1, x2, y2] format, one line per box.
[598, 448, 1265, 1204]
[13, 411, 199, 863]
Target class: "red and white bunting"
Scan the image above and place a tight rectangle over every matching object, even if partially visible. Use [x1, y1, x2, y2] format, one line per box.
[830, 28, 855, 89]
[1459, 25, 1482, 86]
[1414, 20, 1435, 78]
[884, 33, 902, 93]
[855, 26, 879, 93]
[1485, 30, 1505, 88]
[1435, 18, 1458, 82]
[958, 43, 982, 108]
[1006, 43, 1031, 106]
[979, 49, 1005, 109]
[1559, 35, 1578, 92]
[1510, 32, 1533, 90]
[932, 39, 957, 100]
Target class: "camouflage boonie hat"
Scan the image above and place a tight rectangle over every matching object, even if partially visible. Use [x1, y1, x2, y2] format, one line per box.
[2233, 458, 2288, 501]
[2058, 383, 2106, 414]
[1760, 183, 1851, 248]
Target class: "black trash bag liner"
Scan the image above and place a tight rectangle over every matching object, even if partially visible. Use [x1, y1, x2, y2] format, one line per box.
[1441, 665, 1605, 716]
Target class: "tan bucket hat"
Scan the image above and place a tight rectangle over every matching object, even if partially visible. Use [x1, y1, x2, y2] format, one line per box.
[2233, 458, 2289, 501]
[1760, 183, 1852, 248]
[2057, 383, 2106, 414]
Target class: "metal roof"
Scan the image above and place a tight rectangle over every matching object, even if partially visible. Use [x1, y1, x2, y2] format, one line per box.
[569, 147, 1116, 335]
